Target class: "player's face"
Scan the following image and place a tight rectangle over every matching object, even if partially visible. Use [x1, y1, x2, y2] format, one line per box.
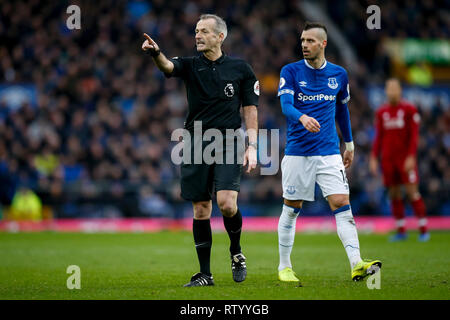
[301, 29, 326, 60]
[385, 80, 402, 104]
[195, 19, 222, 52]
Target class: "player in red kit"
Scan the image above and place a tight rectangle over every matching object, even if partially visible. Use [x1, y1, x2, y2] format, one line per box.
[369, 78, 430, 242]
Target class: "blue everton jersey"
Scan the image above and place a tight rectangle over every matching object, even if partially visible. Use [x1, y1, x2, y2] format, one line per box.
[278, 59, 350, 156]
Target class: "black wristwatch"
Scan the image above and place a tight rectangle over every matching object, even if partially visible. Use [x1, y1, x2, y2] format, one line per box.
[148, 49, 161, 57]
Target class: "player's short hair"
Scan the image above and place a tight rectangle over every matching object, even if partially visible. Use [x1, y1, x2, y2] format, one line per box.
[199, 14, 228, 42]
[386, 77, 401, 85]
[304, 21, 328, 35]
[303, 21, 328, 40]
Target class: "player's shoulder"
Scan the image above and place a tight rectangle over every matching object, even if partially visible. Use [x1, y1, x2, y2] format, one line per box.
[325, 61, 348, 76]
[400, 100, 418, 112]
[282, 60, 304, 70]
[280, 60, 304, 75]
[376, 103, 390, 115]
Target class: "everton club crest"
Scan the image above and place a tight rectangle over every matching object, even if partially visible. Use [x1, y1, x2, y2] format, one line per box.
[327, 77, 338, 89]
[286, 186, 296, 195]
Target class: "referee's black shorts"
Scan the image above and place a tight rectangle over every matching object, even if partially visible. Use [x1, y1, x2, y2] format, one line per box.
[180, 133, 244, 202]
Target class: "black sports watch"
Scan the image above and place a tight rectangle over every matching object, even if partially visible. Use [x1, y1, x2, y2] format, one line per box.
[147, 48, 161, 57]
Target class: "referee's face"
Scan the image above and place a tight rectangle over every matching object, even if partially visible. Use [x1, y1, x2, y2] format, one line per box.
[195, 19, 222, 52]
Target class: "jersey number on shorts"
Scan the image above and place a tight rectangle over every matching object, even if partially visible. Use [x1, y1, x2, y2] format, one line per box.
[340, 170, 348, 184]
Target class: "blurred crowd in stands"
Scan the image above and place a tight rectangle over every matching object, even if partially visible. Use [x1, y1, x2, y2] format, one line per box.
[0, 0, 448, 219]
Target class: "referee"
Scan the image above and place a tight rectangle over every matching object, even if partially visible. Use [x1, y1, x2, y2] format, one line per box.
[142, 14, 259, 287]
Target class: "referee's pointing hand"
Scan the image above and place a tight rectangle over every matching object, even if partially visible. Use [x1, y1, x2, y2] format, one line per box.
[142, 33, 160, 53]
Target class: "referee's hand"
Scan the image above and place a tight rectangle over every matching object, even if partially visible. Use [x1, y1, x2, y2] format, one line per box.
[243, 147, 257, 173]
[142, 33, 160, 53]
[299, 114, 320, 133]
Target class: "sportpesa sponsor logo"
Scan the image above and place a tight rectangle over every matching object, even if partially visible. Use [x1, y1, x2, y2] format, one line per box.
[298, 93, 336, 102]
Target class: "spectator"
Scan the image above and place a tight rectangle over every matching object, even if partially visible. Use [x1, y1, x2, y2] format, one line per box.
[9, 187, 42, 221]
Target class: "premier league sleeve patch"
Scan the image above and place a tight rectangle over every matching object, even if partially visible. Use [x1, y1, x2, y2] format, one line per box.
[254, 80, 260, 96]
[224, 83, 235, 97]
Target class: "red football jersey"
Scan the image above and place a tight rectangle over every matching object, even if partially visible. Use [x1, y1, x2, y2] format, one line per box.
[371, 100, 420, 164]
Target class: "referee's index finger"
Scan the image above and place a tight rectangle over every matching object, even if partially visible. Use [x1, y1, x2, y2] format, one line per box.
[143, 33, 153, 42]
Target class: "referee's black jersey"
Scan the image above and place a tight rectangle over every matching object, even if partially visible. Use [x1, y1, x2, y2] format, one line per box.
[165, 54, 259, 132]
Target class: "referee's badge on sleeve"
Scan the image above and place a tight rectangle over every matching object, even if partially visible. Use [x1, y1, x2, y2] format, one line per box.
[224, 83, 235, 97]
[254, 80, 260, 96]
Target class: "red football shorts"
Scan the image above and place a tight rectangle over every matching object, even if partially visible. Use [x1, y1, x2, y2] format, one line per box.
[381, 161, 419, 186]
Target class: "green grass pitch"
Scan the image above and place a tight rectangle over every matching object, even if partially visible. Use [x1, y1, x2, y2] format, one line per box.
[0, 231, 449, 300]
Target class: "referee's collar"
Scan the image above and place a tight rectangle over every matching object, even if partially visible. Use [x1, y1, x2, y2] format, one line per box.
[200, 52, 226, 65]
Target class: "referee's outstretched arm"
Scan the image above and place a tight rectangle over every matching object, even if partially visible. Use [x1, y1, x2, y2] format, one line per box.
[142, 33, 174, 74]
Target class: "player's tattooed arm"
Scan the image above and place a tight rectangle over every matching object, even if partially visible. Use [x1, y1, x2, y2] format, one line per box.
[142, 33, 174, 74]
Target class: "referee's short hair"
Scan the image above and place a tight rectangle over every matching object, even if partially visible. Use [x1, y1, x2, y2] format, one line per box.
[199, 14, 228, 42]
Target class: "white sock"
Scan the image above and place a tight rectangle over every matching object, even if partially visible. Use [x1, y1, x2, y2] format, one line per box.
[396, 218, 406, 228]
[334, 205, 362, 269]
[418, 218, 427, 227]
[278, 204, 300, 271]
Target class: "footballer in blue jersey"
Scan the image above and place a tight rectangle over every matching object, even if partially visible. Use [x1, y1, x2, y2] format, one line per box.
[278, 59, 351, 156]
[276, 22, 381, 283]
